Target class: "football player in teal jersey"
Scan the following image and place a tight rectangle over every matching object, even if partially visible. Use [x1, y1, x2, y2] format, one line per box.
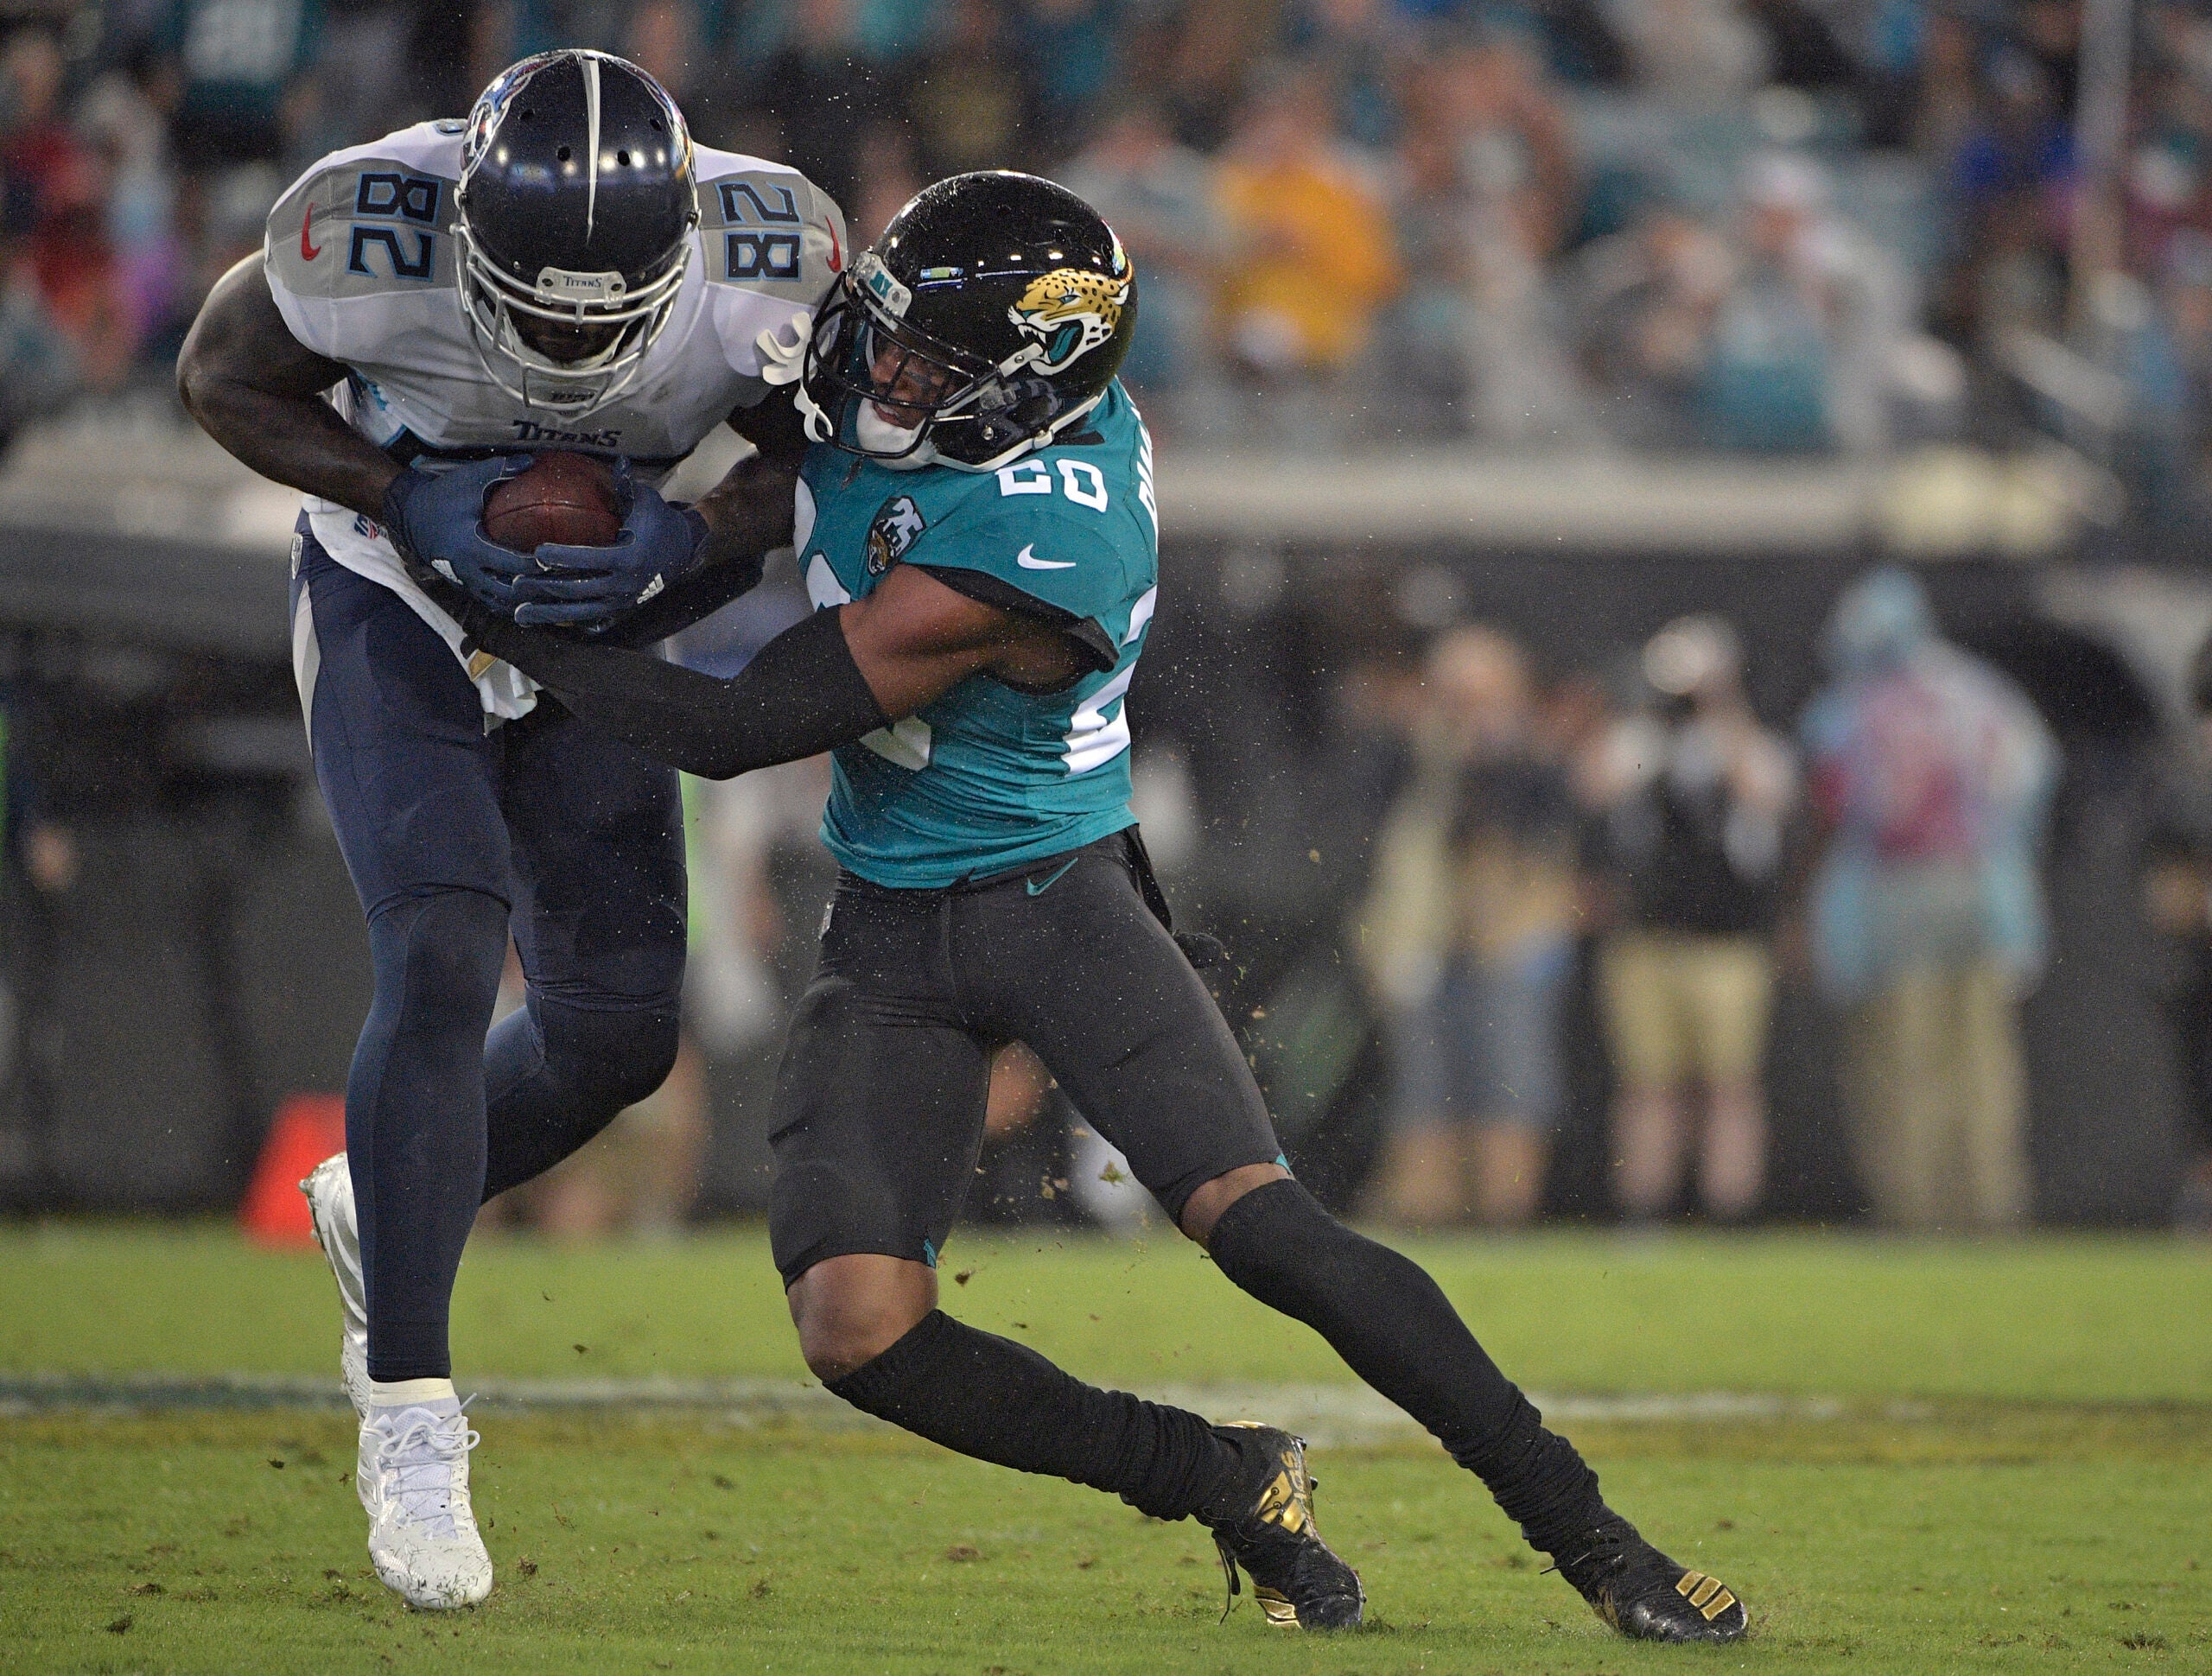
[463, 172, 1747, 1641]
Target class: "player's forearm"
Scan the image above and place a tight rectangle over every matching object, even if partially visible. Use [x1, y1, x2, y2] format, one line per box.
[692, 450, 798, 567]
[184, 378, 401, 523]
[472, 607, 887, 779]
[176, 257, 401, 522]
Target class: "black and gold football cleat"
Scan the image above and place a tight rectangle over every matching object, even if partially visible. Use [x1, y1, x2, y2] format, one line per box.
[1551, 1514, 1748, 1642]
[1205, 1423, 1364, 1630]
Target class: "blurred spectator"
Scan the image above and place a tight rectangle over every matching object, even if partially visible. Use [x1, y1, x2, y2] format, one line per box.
[1801, 568, 2058, 1231]
[905, 0, 1034, 180]
[0, 246, 79, 449]
[1152, 0, 1273, 154]
[308, 0, 410, 158]
[502, 1034, 710, 1238]
[1703, 152, 1841, 451]
[0, 688, 75, 898]
[1060, 100, 1224, 403]
[1020, 0, 1120, 136]
[1602, 0, 1767, 109]
[1356, 625, 1580, 1228]
[1287, 0, 1413, 151]
[759, 0, 890, 216]
[2140, 805, 2212, 1235]
[156, 0, 321, 173]
[1587, 615, 1795, 1222]
[622, 0, 692, 97]
[1940, 47, 2074, 350]
[2087, 268, 2198, 520]
[79, 64, 185, 370]
[1573, 194, 1735, 446]
[481, 751, 830, 1241]
[1906, 6, 1983, 165]
[1213, 64, 1401, 403]
[2, 29, 77, 237]
[1, 28, 130, 397]
[2019, 0, 2081, 117]
[1379, 31, 1588, 441]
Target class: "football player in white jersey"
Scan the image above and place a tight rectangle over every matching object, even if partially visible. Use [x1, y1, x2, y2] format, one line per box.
[176, 50, 842, 1609]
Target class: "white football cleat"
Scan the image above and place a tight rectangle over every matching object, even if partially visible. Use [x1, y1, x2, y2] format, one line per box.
[360, 1406, 493, 1609]
[299, 1152, 371, 1431]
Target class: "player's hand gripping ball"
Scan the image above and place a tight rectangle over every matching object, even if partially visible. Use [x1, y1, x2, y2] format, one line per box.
[379, 454, 543, 612]
[503, 456, 713, 634]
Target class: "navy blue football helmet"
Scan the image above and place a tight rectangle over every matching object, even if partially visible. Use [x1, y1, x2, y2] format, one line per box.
[455, 50, 698, 412]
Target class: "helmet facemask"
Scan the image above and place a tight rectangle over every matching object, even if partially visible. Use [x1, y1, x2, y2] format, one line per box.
[454, 216, 690, 416]
[452, 48, 700, 418]
[801, 257, 1095, 472]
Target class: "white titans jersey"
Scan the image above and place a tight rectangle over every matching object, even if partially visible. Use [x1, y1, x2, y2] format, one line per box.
[265, 121, 844, 715]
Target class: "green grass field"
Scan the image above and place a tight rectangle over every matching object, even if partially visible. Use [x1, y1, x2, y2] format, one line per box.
[3, 1225, 2209, 1673]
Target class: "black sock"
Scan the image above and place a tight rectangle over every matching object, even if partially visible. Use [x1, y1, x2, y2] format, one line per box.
[1206, 1178, 1605, 1554]
[828, 1310, 1257, 1524]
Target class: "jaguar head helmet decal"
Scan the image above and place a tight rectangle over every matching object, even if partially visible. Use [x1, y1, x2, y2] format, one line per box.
[1007, 267, 1130, 376]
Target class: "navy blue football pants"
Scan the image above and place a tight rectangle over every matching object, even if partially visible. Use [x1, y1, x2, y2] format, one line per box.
[290, 527, 685, 1381]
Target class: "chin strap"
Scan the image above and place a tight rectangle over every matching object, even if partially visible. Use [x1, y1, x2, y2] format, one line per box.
[757, 309, 836, 442]
[795, 384, 836, 443]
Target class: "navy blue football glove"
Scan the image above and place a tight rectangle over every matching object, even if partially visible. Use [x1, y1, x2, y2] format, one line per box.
[507, 465, 712, 633]
[380, 456, 536, 613]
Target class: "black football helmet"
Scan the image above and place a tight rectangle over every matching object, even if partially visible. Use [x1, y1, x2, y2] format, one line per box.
[798, 171, 1136, 471]
[455, 50, 699, 413]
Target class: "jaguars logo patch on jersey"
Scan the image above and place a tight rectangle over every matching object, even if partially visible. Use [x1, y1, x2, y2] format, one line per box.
[1007, 268, 1129, 376]
[865, 494, 926, 575]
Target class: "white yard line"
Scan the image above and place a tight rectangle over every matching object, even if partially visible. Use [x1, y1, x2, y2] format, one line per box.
[0, 1372, 1860, 1437]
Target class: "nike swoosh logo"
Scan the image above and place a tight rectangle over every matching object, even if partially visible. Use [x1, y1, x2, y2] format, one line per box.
[301, 204, 321, 261]
[1016, 543, 1076, 570]
[1026, 857, 1080, 895]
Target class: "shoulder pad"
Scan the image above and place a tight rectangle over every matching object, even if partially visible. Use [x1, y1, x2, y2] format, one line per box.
[695, 155, 847, 302]
[267, 134, 461, 308]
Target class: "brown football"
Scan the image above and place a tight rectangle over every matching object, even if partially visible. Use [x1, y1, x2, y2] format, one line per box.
[481, 452, 623, 551]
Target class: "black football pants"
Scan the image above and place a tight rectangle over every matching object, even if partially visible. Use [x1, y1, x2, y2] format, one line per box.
[766, 828, 1284, 1282]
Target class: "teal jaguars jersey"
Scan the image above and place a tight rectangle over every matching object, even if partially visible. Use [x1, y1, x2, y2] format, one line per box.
[794, 381, 1160, 887]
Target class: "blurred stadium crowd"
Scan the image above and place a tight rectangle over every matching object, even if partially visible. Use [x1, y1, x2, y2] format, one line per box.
[0, 0, 2208, 483]
[3, 0, 2211, 1236]
[1345, 573, 2059, 1235]
[603, 563, 2190, 1241]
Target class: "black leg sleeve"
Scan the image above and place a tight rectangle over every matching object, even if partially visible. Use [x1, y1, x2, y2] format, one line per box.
[828, 1311, 1258, 1525]
[1206, 1179, 1606, 1556]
